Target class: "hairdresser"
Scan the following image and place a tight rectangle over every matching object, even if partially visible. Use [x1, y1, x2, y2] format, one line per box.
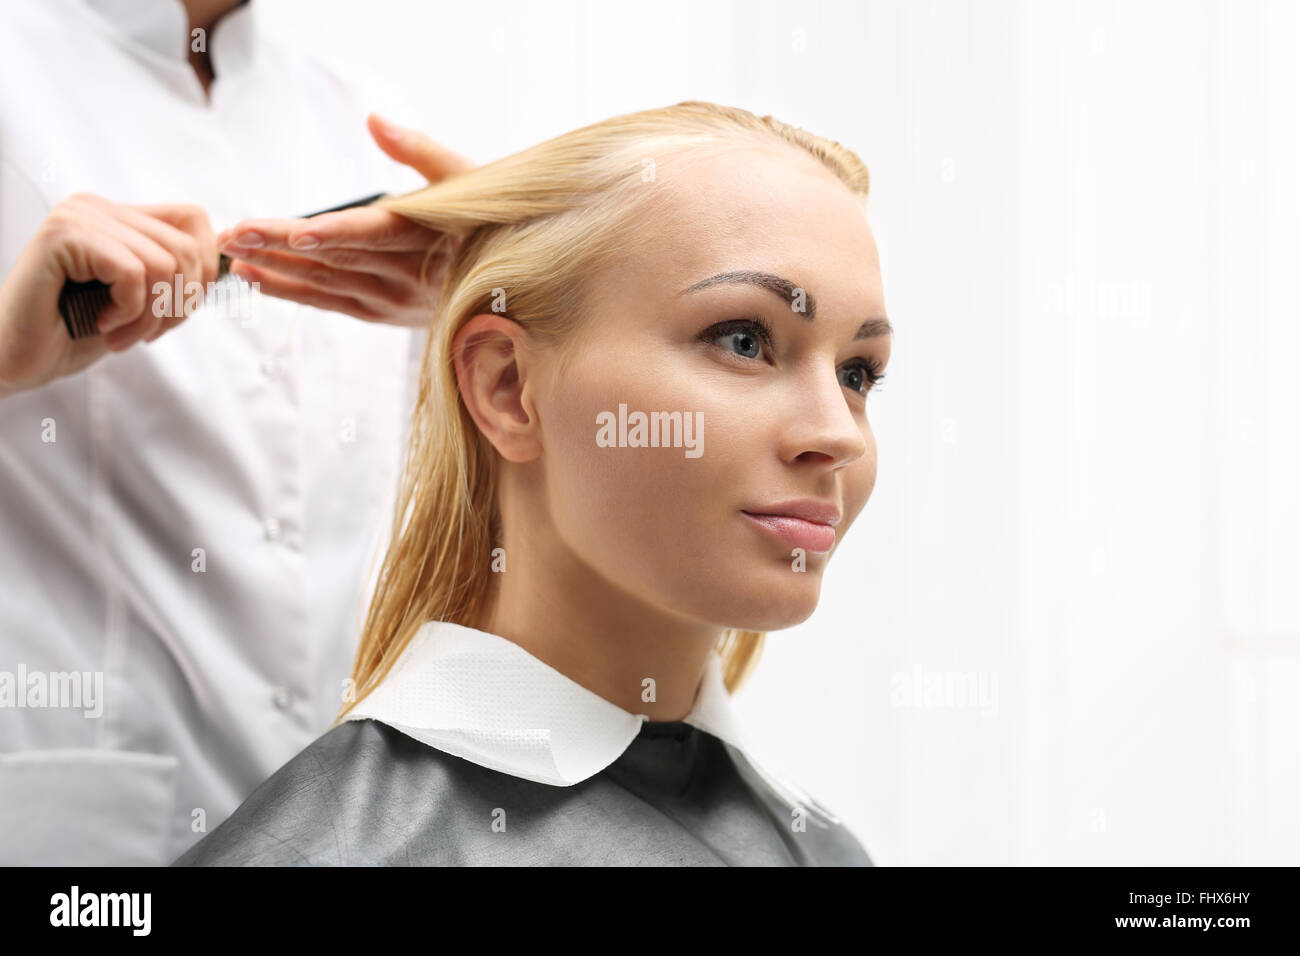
[0, 0, 470, 864]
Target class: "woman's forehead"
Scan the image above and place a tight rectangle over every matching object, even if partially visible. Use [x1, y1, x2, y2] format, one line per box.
[642, 148, 873, 259]
[601, 158, 880, 315]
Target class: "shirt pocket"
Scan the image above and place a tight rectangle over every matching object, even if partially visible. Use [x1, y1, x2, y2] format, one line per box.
[0, 748, 179, 866]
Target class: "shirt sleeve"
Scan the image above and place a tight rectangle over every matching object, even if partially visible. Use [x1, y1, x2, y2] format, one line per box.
[0, 155, 56, 281]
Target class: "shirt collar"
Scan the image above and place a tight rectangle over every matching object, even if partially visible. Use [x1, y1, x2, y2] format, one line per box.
[80, 0, 258, 77]
[342, 620, 752, 787]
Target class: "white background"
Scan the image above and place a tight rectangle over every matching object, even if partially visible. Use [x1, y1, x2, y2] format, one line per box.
[264, 0, 1299, 865]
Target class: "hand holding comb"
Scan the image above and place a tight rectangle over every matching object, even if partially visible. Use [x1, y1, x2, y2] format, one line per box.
[57, 192, 388, 339]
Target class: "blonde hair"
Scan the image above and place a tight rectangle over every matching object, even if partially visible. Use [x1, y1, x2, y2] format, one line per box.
[334, 100, 871, 723]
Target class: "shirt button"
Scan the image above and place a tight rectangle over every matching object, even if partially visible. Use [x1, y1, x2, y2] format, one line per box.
[271, 686, 292, 710]
[260, 357, 278, 377]
[262, 517, 281, 541]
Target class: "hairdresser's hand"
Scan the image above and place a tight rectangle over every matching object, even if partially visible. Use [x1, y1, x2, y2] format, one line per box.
[0, 193, 218, 398]
[216, 114, 475, 328]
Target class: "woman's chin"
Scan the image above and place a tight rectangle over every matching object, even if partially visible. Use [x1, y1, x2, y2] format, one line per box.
[721, 572, 824, 632]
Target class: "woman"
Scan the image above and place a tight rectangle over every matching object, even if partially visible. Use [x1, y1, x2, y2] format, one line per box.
[174, 100, 890, 866]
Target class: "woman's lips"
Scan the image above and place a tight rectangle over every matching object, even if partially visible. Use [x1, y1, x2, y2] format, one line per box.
[741, 511, 836, 553]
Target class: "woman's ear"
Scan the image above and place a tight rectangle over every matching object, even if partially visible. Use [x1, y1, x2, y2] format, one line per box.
[451, 313, 542, 463]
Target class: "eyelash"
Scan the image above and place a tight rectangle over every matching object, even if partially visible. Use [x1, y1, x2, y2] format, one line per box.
[698, 317, 887, 397]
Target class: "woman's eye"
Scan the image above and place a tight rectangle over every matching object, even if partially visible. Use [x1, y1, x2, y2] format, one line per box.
[700, 318, 772, 361]
[698, 318, 887, 397]
[840, 360, 887, 397]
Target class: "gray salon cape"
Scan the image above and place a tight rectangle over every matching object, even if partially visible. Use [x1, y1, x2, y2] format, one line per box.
[172, 716, 872, 866]
[172, 619, 873, 866]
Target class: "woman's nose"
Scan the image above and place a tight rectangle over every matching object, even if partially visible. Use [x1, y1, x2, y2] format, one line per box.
[778, 365, 870, 468]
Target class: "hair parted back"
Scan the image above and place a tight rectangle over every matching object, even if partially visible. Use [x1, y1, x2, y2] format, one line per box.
[335, 99, 871, 724]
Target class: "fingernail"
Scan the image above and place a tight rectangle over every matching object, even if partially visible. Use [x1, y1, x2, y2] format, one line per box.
[98, 305, 135, 333]
[230, 231, 264, 248]
[290, 235, 319, 250]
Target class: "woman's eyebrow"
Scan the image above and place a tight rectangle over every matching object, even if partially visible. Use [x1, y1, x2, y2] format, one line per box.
[676, 270, 893, 339]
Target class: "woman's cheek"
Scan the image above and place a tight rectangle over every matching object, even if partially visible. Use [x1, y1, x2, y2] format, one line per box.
[842, 450, 878, 531]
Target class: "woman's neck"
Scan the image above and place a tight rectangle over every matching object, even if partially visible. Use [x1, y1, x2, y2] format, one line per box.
[481, 506, 725, 722]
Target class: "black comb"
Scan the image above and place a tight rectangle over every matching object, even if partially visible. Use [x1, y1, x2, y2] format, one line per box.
[58, 191, 387, 339]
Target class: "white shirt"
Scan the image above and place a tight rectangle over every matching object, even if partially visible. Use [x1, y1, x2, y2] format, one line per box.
[0, 0, 428, 865]
[344, 620, 752, 786]
[342, 620, 842, 828]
